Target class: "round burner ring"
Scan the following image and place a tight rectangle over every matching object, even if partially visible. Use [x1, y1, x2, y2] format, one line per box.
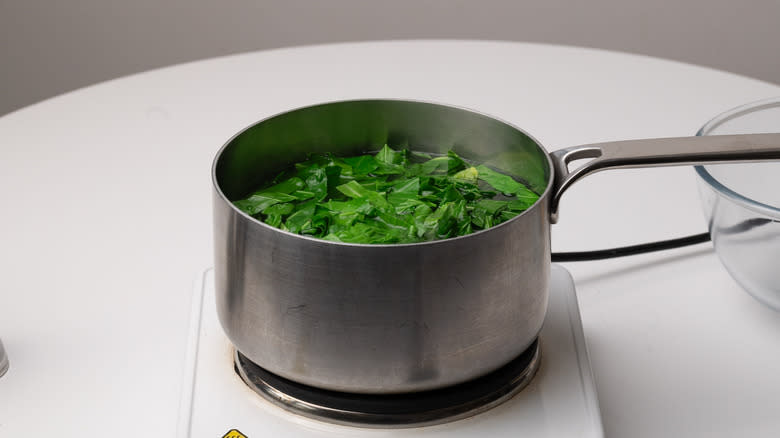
[234, 339, 540, 428]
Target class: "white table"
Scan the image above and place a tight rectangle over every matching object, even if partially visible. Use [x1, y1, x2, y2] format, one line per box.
[0, 41, 778, 437]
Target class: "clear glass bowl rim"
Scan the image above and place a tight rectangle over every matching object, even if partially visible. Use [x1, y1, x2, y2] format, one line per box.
[694, 96, 780, 219]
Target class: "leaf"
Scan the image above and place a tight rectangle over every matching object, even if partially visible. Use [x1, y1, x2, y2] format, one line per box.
[302, 166, 328, 201]
[391, 177, 420, 194]
[265, 214, 283, 228]
[300, 206, 331, 236]
[263, 203, 295, 216]
[372, 147, 407, 175]
[335, 180, 392, 212]
[451, 200, 469, 230]
[413, 204, 434, 238]
[475, 199, 509, 214]
[475, 164, 524, 194]
[343, 155, 378, 176]
[291, 190, 316, 201]
[469, 205, 489, 229]
[484, 150, 548, 194]
[375, 144, 403, 165]
[453, 166, 479, 184]
[372, 161, 406, 175]
[458, 218, 473, 235]
[284, 201, 316, 234]
[330, 211, 361, 227]
[411, 151, 433, 160]
[451, 180, 488, 201]
[325, 221, 410, 244]
[420, 156, 455, 175]
[392, 198, 432, 214]
[326, 156, 353, 177]
[322, 198, 370, 213]
[262, 177, 306, 195]
[336, 180, 369, 198]
[376, 211, 415, 232]
[424, 202, 458, 238]
[387, 177, 420, 206]
[445, 150, 468, 173]
[325, 165, 343, 198]
[234, 192, 298, 215]
[500, 210, 521, 221]
[510, 186, 540, 210]
[440, 185, 465, 204]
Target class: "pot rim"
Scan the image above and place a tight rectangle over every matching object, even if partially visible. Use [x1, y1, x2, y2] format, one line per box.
[211, 98, 557, 248]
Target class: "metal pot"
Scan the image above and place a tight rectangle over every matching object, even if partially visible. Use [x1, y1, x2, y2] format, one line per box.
[212, 99, 780, 394]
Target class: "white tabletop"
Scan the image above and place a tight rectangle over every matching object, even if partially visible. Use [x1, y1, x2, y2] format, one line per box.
[0, 40, 778, 437]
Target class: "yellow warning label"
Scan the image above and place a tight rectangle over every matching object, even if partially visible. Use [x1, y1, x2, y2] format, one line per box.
[222, 429, 247, 438]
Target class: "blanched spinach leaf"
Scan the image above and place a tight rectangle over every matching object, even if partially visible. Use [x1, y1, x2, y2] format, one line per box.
[234, 192, 298, 215]
[475, 164, 525, 195]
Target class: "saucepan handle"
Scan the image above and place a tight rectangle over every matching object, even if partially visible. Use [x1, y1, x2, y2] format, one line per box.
[548, 133, 780, 223]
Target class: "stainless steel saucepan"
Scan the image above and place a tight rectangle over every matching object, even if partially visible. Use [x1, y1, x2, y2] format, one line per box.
[212, 99, 780, 394]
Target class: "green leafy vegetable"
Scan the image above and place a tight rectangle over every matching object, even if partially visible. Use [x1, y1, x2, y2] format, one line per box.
[474, 165, 525, 195]
[233, 145, 541, 244]
[234, 192, 298, 215]
[453, 166, 479, 184]
[343, 155, 378, 176]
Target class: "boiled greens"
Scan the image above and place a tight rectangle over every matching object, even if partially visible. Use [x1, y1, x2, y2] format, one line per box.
[233, 145, 540, 244]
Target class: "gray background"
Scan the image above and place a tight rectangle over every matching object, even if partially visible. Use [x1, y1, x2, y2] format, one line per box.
[2, 0, 779, 116]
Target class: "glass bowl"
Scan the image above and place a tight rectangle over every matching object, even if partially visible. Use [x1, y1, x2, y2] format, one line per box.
[695, 97, 780, 310]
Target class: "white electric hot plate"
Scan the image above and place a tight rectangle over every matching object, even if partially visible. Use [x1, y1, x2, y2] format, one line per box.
[178, 265, 603, 438]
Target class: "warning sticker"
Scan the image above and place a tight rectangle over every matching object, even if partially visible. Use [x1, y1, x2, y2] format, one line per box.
[221, 429, 247, 438]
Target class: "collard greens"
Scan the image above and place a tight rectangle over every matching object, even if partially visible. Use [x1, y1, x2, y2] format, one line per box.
[233, 145, 540, 244]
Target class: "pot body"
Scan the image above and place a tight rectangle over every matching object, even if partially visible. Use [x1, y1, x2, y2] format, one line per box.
[213, 100, 553, 393]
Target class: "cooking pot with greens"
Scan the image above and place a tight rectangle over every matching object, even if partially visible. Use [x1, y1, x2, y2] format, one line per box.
[212, 99, 780, 394]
